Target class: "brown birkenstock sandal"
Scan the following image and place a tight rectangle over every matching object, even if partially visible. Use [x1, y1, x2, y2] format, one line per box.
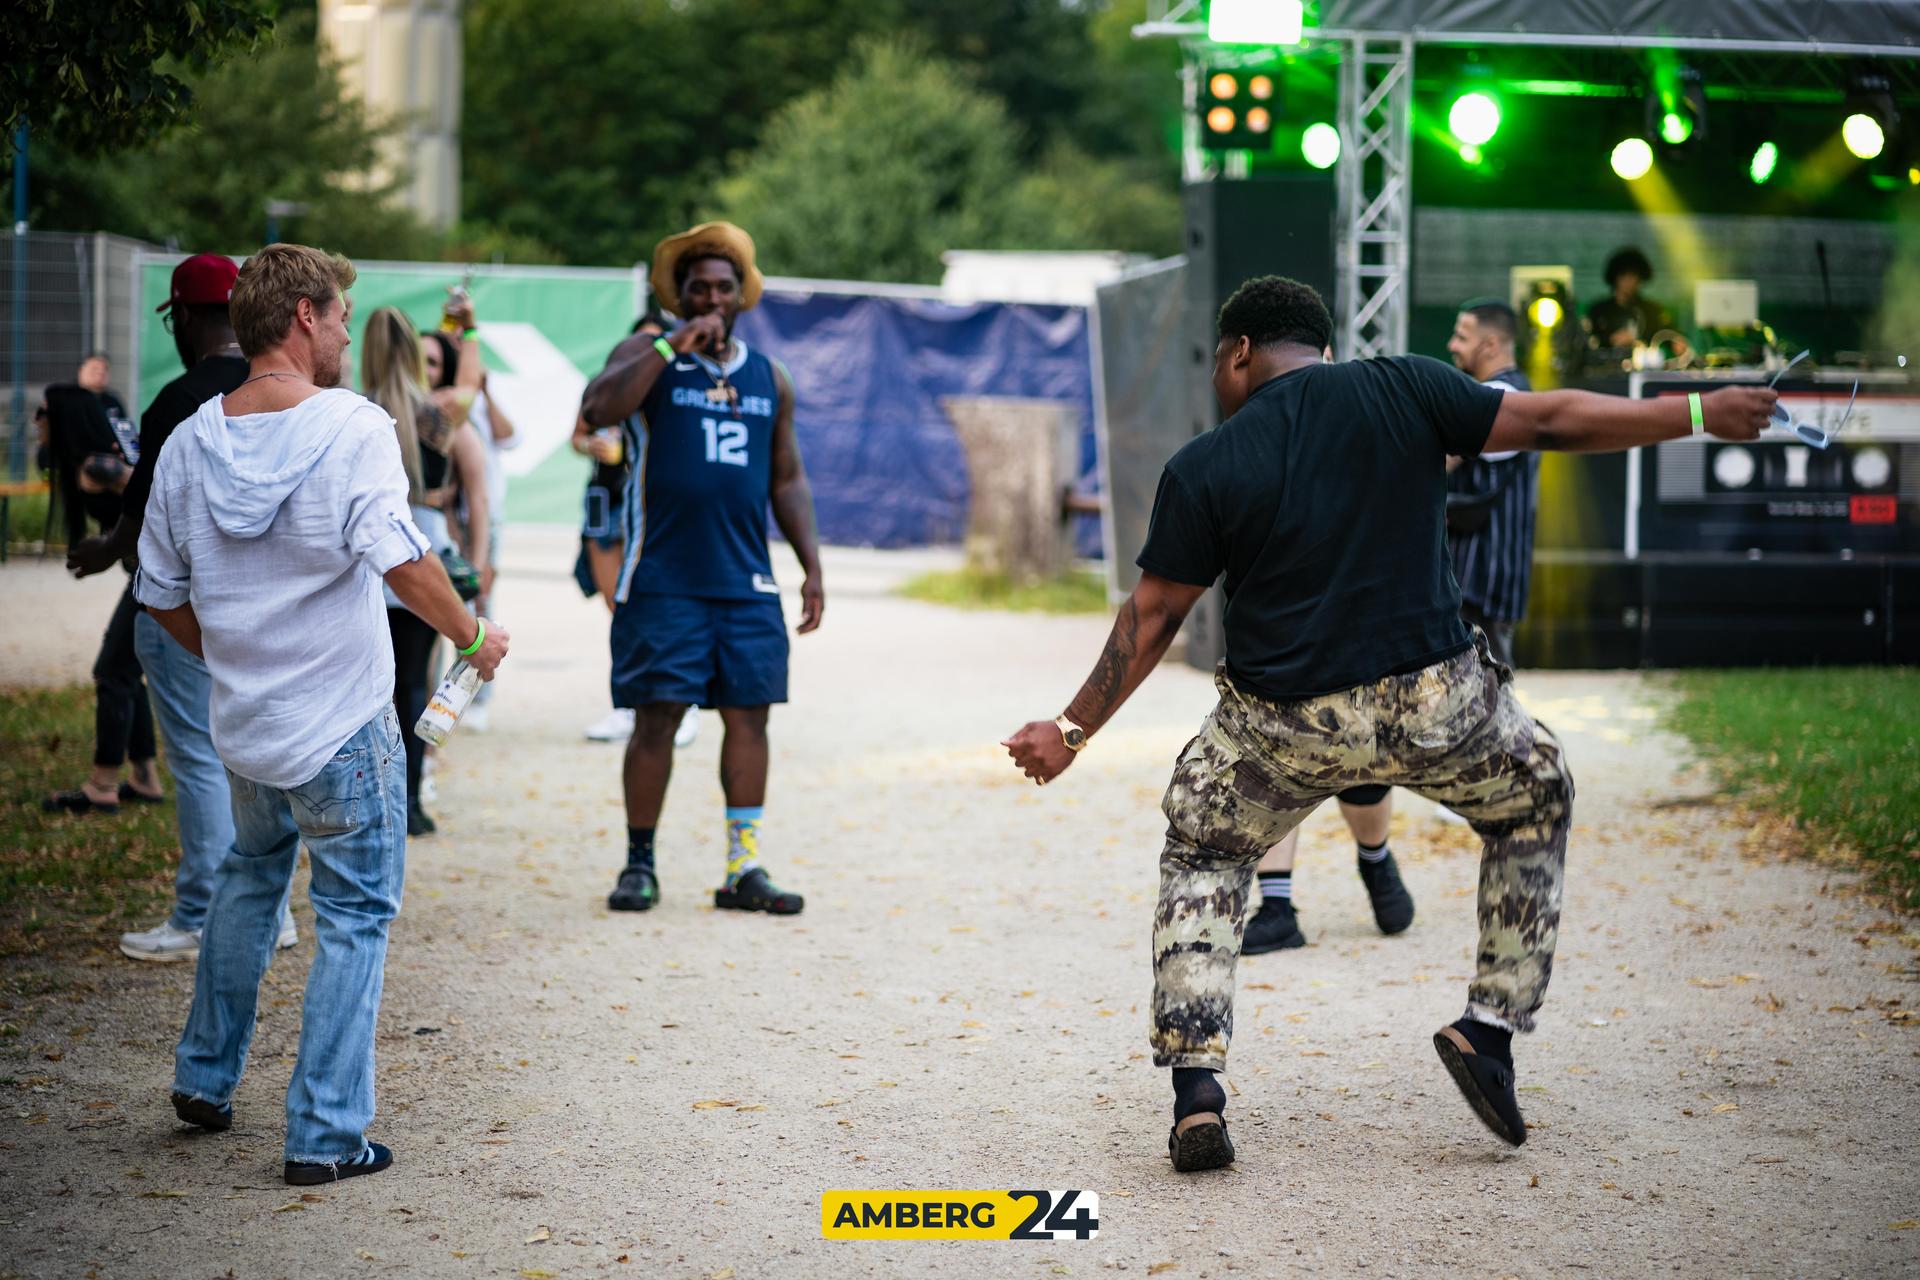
[1167, 1111, 1235, 1172]
[1432, 1024, 1527, 1146]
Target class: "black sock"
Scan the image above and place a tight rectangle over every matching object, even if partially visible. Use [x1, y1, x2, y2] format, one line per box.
[1171, 1067, 1226, 1124]
[1451, 1016, 1513, 1067]
[626, 826, 655, 872]
[1357, 839, 1389, 864]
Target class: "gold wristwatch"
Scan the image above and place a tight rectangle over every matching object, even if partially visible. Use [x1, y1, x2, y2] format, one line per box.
[1055, 715, 1088, 752]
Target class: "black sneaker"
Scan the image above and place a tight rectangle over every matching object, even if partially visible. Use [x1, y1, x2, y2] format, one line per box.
[608, 865, 659, 912]
[285, 1141, 394, 1186]
[1357, 850, 1415, 935]
[714, 866, 803, 915]
[171, 1091, 232, 1131]
[407, 803, 436, 837]
[1242, 897, 1305, 954]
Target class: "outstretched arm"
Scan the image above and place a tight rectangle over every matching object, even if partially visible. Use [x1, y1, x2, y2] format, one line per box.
[1483, 383, 1774, 455]
[768, 360, 824, 633]
[1002, 571, 1207, 785]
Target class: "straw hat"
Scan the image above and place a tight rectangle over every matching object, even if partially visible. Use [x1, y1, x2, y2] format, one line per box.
[651, 221, 764, 316]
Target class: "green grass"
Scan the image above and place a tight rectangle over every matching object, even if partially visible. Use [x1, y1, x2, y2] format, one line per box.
[1664, 668, 1920, 908]
[898, 566, 1111, 614]
[1, 488, 61, 551]
[0, 685, 177, 956]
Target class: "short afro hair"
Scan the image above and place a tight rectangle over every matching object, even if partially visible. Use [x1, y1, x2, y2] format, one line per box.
[1604, 246, 1653, 287]
[1458, 297, 1517, 344]
[1217, 276, 1333, 353]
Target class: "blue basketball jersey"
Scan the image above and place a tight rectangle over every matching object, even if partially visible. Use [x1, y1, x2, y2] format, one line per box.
[615, 340, 783, 602]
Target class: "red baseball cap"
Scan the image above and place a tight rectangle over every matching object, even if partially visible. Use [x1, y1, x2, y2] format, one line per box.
[155, 253, 239, 312]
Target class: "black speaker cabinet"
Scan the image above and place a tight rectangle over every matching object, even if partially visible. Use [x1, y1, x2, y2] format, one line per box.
[1642, 559, 1887, 666]
[1180, 175, 1337, 673]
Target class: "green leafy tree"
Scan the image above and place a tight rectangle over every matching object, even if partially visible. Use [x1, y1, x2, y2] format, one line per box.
[0, 0, 274, 152]
[14, 17, 435, 260]
[1005, 145, 1182, 258]
[462, 0, 890, 266]
[714, 39, 1050, 283]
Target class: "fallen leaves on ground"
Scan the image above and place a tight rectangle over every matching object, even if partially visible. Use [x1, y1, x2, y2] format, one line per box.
[1148, 1263, 1178, 1276]
[137, 1190, 188, 1199]
[691, 1100, 742, 1111]
[524, 1226, 551, 1244]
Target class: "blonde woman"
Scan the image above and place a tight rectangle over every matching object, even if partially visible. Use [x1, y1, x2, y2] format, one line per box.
[360, 303, 487, 835]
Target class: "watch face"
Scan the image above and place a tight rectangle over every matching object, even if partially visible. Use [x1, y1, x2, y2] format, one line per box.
[1064, 727, 1086, 749]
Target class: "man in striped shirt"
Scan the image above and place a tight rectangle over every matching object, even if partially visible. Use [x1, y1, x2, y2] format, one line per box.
[1443, 300, 1537, 668]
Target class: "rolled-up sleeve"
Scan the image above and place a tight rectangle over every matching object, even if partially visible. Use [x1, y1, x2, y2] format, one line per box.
[343, 416, 432, 575]
[133, 450, 192, 610]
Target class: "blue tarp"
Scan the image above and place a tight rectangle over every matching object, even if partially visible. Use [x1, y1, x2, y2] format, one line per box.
[733, 290, 1101, 554]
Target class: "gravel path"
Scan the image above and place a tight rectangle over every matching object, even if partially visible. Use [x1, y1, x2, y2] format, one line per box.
[2, 530, 1916, 1279]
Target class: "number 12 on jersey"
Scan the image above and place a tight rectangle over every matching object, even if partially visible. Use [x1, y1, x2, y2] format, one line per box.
[701, 416, 748, 467]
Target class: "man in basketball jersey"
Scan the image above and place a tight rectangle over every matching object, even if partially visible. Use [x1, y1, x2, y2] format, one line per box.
[581, 221, 824, 916]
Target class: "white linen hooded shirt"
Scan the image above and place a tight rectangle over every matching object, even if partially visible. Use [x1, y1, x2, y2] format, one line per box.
[135, 388, 431, 789]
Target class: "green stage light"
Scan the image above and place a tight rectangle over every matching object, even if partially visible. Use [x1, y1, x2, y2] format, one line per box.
[1611, 137, 1653, 180]
[1659, 111, 1692, 145]
[1749, 141, 1778, 184]
[1301, 122, 1340, 169]
[1843, 112, 1886, 160]
[1459, 143, 1483, 165]
[1209, 0, 1304, 46]
[1448, 92, 1501, 147]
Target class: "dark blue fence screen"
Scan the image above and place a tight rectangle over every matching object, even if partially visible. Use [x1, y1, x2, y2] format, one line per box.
[734, 290, 1101, 555]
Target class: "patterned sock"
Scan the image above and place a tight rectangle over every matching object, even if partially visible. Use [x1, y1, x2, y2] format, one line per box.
[626, 826, 655, 872]
[1257, 870, 1292, 901]
[1357, 839, 1390, 864]
[724, 807, 763, 889]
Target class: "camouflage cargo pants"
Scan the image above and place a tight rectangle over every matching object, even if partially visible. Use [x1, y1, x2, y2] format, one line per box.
[1151, 637, 1573, 1070]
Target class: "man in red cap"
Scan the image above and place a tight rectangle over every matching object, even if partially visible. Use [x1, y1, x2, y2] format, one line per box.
[69, 252, 298, 962]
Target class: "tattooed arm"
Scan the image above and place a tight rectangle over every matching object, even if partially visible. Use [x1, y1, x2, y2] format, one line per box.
[1002, 571, 1208, 785]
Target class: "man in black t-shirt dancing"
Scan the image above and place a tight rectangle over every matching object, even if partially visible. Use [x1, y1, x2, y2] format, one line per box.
[1002, 276, 1774, 1171]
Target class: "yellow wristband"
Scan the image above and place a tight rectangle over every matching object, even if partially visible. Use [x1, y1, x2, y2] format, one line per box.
[1688, 391, 1704, 435]
[459, 618, 486, 657]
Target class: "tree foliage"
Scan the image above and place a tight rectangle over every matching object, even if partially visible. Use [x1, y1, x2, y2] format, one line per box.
[0, 0, 274, 153]
[14, 16, 435, 261]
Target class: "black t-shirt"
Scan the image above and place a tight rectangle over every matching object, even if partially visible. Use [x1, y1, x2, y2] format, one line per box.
[1136, 354, 1506, 701]
[1585, 295, 1673, 346]
[123, 355, 251, 519]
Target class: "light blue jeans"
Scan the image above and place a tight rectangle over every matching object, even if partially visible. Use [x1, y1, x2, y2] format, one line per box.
[132, 612, 293, 936]
[173, 706, 407, 1164]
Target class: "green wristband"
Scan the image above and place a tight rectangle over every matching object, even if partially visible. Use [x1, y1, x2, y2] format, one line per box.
[1687, 391, 1704, 434]
[652, 336, 675, 362]
[461, 327, 479, 341]
[459, 618, 486, 657]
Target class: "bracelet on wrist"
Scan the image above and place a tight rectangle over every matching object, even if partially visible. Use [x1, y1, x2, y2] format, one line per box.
[461, 327, 480, 341]
[459, 617, 486, 657]
[652, 336, 676, 362]
[1687, 391, 1704, 435]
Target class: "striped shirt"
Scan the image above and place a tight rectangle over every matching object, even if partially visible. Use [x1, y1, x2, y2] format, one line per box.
[1446, 367, 1537, 623]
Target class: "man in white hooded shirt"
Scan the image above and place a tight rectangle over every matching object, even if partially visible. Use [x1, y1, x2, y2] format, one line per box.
[135, 243, 510, 1186]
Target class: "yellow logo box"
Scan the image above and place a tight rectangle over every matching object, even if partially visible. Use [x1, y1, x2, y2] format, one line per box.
[822, 1190, 1100, 1242]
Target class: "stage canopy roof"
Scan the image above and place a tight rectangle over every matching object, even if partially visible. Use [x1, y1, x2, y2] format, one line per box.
[1318, 0, 1920, 56]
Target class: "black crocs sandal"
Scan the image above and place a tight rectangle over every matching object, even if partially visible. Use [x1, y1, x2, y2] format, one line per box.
[714, 866, 803, 915]
[119, 781, 165, 805]
[608, 865, 659, 912]
[42, 788, 118, 815]
[1432, 1024, 1527, 1146]
[1167, 1112, 1234, 1172]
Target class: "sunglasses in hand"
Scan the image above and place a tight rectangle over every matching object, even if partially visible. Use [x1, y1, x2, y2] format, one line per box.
[1766, 350, 1858, 450]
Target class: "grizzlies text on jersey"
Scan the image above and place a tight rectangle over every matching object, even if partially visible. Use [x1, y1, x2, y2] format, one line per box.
[615, 341, 782, 602]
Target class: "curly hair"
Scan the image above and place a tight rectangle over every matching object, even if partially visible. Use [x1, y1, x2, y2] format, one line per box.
[1604, 247, 1653, 287]
[1217, 276, 1333, 352]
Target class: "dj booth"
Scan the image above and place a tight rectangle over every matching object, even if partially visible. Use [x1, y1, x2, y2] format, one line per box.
[1517, 369, 1919, 669]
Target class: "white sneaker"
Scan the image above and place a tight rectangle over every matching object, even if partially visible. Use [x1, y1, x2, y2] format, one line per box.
[277, 922, 299, 950]
[585, 707, 636, 742]
[120, 921, 201, 963]
[674, 708, 699, 748]
[463, 703, 491, 734]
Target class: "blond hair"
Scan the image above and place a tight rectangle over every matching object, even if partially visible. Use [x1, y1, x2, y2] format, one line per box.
[230, 243, 357, 358]
[360, 306, 430, 505]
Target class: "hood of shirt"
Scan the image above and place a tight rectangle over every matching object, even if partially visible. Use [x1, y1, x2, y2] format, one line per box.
[190, 387, 369, 539]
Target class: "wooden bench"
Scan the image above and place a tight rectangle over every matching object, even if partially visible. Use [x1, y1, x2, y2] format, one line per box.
[0, 478, 51, 564]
